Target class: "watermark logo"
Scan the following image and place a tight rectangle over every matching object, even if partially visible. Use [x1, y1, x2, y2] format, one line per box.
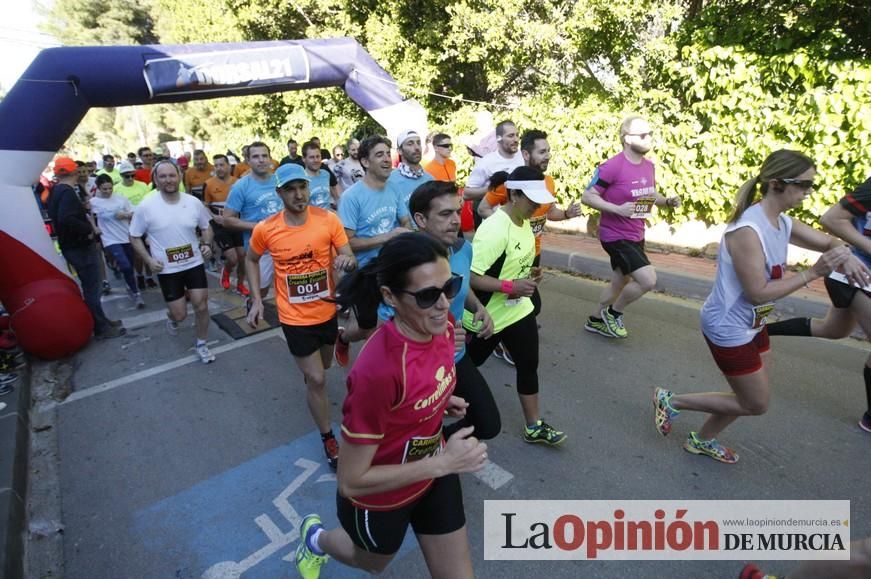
[484, 500, 849, 561]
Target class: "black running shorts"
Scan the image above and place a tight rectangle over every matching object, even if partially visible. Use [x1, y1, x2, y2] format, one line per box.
[281, 317, 339, 358]
[213, 223, 244, 252]
[825, 275, 871, 309]
[337, 473, 465, 555]
[157, 264, 208, 302]
[601, 239, 651, 275]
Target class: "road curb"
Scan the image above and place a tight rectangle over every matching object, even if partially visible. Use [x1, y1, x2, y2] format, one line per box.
[0, 362, 30, 579]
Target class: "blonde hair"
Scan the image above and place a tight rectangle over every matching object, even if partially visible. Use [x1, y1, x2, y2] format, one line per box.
[728, 149, 815, 223]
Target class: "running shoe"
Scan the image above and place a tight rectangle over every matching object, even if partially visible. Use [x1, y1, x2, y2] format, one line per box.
[738, 563, 779, 579]
[334, 328, 349, 367]
[601, 307, 627, 338]
[523, 420, 567, 445]
[296, 514, 328, 579]
[236, 283, 250, 297]
[95, 325, 126, 340]
[101, 280, 112, 295]
[196, 343, 216, 364]
[166, 316, 179, 336]
[221, 267, 231, 290]
[323, 436, 339, 470]
[146, 278, 158, 289]
[135, 294, 146, 309]
[683, 432, 739, 464]
[859, 411, 871, 433]
[493, 343, 515, 366]
[653, 387, 680, 436]
[584, 317, 614, 338]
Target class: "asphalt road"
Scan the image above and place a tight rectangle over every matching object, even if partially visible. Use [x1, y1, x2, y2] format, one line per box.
[34, 269, 871, 578]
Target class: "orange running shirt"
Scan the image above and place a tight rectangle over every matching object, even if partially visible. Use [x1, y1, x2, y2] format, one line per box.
[232, 162, 250, 179]
[184, 164, 214, 197]
[484, 174, 555, 256]
[424, 158, 457, 182]
[249, 207, 349, 326]
[203, 175, 238, 205]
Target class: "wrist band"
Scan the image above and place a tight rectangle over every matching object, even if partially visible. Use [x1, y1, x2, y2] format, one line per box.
[500, 280, 515, 294]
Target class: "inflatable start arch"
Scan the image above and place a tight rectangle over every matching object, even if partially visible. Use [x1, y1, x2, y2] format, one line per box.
[0, 38, 427, 358]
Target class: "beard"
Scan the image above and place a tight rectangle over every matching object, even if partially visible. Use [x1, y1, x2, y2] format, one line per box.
[629, 142, 651, 155]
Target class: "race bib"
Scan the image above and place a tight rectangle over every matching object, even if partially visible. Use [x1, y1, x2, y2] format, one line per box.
[401, 430, 442, 464]
[286, 269, 329, 303]
[530, 215, 547, 237]
[165, 243, 195, 264]
[631, 197, 656, 219]
[751, 303, 775, 329]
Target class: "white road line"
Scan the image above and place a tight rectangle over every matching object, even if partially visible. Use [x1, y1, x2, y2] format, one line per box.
[61, 328, 283, 405]
[472, 459, 514, 490]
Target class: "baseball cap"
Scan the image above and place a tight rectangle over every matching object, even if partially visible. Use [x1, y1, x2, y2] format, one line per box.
[118, 161, 135, 174]
[176, 156, 189, 168]
[53, 157, 78, 176]
[396, 130, 420, 148]
[275, 163, 309, 188]
[505, 166, 556, 204]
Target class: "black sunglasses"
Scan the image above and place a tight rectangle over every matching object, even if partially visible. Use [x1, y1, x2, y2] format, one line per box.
[436, 143, 453, 149]
[394, 274, 462, 309]
[778, 178, 814, 189]
[121, 173, 135, 178]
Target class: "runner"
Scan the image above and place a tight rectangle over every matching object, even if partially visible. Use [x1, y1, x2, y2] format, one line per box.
[333, 135, 412, 366]
[408, 181, 500, 439]
[464, 166, 567, 445]
[766, 175, 871, 433]
[245, 163, 356, 469]
[581, 115, 680, 339]
[90, 174, 144, 308]
[653, 150, 871, 463]
[300, 140, 339, 210]
[295, 232, 487, 579]
[386, 129, 433, 213]
[130, 160, 217, 364]
[477, 129, 582, 364]
[463, 120, 524, 229]
[223, 141, 282, 299]
[203, 154, 248, 295]
[183, 149, 213, 201]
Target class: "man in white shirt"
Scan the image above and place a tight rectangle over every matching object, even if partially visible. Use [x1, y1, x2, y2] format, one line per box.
[130, 160, 217, 364]
[462, 120, 524, 229]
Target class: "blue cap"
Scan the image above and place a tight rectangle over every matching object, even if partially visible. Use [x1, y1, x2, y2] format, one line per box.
[274, 163, 309, 188]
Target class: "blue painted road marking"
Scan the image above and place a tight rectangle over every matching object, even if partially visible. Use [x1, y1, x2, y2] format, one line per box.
[134, 430, 414, 578]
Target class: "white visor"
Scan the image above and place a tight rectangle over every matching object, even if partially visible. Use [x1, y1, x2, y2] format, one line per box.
[505, 180, 556, 204]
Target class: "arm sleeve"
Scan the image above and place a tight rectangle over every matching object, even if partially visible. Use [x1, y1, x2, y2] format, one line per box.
[839, 178, 871, 217]
[225, 182, 245, 213]
[469, 219, 507, 275]
[249, 222, 267, 255]
[590, 161, 616, 194]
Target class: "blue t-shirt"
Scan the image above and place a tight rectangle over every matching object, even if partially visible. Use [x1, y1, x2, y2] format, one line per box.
[387, 170, 434, 217]
[378, 239, 473, 362]
[308, 169, 333, 210]
[225, 174, 282, 246]
[337, 181, 409, 266]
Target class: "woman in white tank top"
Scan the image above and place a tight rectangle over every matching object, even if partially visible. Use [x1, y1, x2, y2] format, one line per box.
[651, 150, 871, 464]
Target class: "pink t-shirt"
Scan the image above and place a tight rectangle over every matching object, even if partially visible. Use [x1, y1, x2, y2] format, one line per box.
[341, 319, 456, 510]
[591, 152, 657, 243]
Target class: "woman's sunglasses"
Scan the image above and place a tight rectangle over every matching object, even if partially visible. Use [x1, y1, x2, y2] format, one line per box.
[394, 274, 463, 309]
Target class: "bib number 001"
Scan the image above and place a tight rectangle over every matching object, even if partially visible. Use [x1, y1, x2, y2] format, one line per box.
[286, 269, 329, 303]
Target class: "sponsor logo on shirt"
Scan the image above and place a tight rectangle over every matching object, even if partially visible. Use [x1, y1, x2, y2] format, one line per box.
[413, 365, 456, 411]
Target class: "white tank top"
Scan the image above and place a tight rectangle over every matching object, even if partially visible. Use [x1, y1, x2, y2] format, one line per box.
[701, 203, 792, 347]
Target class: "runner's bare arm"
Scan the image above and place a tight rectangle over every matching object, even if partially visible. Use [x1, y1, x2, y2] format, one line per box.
[337, 427, 486, 498]
[333, 243, 357, 272]
[581, 186, 635, 217]
[345, 228, 408, 254]
[821, 204, 871, 255]
[478, 196, 496, 218]
[221, 208, 257, 232]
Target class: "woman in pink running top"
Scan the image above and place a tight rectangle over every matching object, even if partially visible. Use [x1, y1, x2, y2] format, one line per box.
[294, 232, 487, 579]
[652, 150, 871, 464]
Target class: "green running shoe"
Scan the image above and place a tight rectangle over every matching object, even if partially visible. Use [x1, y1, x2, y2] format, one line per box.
[683, 432, 739, 464]
[296, 513, 328, 579]
[584, 317, 615, 338]
[601, 307, 627, 338]
[523, 420, 566, 445]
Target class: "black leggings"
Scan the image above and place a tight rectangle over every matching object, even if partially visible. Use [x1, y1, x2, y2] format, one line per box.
[444, 354, 501, 440]
[467, 311, 540, 395]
